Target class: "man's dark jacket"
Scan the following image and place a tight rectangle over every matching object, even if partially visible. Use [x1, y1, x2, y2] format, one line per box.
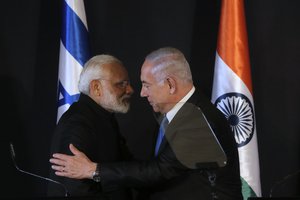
[47, 94, 131, 200]
[100, 89, 243, 200]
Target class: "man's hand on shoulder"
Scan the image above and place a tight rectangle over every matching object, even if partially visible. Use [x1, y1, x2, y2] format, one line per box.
[50, 143, 97, 179]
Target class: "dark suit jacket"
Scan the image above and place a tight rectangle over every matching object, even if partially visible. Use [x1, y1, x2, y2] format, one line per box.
[47, 94, 131, 200]
[100, 89, 243, 200]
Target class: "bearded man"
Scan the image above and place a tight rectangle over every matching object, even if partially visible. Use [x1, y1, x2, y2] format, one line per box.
[47, 54, 134, 200]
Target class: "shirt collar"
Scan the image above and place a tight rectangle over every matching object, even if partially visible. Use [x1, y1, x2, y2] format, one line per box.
[166, 86, 195, 123]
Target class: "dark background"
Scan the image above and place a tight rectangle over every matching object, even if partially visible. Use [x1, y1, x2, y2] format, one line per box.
[1, 0, 299, 198]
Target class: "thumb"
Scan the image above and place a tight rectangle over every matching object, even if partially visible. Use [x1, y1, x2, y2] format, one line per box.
[69, 143, 81, 155]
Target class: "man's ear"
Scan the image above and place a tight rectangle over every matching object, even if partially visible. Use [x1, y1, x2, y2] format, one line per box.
[90, 80, 102, 96]
[166, 77, 176, 94]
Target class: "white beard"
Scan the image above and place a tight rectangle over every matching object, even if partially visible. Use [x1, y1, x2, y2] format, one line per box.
[100, 89, 130, 113]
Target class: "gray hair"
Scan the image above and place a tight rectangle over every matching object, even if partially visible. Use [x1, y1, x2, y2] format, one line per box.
[78, 54, 122, 95]
[145, 47, 193, 84]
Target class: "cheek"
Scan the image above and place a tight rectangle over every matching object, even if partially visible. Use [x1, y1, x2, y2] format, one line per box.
[111, 87, 123, 96]
[152, 89, 166, 102]
[148, 89, 157, 98]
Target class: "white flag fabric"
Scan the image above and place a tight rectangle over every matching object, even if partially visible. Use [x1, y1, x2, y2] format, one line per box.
[211, 0, 261, 199]
[57, 0, 90, 122]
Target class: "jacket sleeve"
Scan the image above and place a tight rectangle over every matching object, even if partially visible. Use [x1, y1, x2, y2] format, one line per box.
[100, 144, 190, 192]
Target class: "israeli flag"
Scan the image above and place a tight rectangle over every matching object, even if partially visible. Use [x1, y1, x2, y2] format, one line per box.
[57, 0, 90, 122]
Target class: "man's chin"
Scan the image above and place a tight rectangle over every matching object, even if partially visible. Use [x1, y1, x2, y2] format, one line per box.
[118, 103, 130, 113]
[151, 105, 160, 113]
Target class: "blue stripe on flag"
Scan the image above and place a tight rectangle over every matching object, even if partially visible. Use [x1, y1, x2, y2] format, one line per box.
[57, 81, 80, 107]
[61, 0, 90, 66]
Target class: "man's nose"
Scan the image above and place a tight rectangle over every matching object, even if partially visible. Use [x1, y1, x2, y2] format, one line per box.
[140, 87, 147, 97]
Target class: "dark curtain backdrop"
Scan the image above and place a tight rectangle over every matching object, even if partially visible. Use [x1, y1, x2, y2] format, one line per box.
[1, 0, 299, 198]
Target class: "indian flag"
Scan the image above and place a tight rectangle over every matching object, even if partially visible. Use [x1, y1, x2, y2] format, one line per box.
[211, 0, 261, 199]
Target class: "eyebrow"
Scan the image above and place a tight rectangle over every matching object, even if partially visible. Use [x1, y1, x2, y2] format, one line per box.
[116, 79, 129, 83]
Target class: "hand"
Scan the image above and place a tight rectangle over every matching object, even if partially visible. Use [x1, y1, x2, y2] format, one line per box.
[50, 143, 97, 179]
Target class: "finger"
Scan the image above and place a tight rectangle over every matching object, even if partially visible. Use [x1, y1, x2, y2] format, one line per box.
[51, 165, 65, 172]
[50, 158, 66, 166]
[52, 153, 71, 160]
[55, 171, 69, 177]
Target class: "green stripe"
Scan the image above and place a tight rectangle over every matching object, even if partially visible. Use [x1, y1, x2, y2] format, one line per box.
[241, 177, 257, 200]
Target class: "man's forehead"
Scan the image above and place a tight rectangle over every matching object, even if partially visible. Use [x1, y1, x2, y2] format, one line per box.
[104, 63, 126, 74]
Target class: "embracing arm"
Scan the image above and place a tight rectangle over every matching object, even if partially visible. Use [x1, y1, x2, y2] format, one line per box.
[50, 143, 165, 184]
[50, 143, 191, 191]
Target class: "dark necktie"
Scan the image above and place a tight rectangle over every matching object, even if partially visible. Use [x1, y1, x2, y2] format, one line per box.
[155, 116, 169, 156]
